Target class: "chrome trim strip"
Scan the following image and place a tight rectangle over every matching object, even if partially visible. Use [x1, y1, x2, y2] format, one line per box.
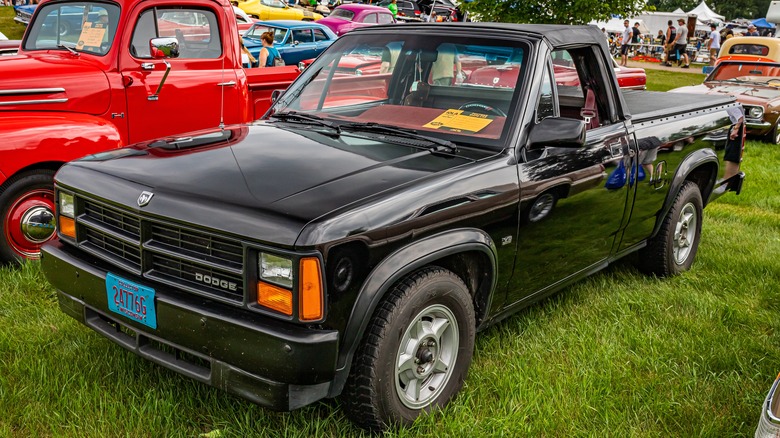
[0, 98, 69, 106]
[0, 88, 65, 96]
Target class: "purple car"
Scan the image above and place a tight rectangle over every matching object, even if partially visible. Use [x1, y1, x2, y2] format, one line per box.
[317, 4, 395, 36]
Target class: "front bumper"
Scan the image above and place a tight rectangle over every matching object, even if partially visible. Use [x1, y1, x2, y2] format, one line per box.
[42, 241, 339, 411]
[746, 118, 772, 135]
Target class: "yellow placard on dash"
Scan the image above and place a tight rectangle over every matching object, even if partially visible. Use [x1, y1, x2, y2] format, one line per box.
[76, 22, 107, 50]
[423, 109, 495, 134]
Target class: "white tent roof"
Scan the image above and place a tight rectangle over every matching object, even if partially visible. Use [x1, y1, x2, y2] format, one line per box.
[688, 1, 725, 22]
[673, 8, 685, 13]
[590, 18, 650, 34]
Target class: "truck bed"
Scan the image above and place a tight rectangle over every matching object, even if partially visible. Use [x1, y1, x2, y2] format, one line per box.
[623, 90, 736, 124]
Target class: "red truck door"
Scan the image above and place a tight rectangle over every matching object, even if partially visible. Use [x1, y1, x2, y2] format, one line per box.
[119, 3, 242, 143]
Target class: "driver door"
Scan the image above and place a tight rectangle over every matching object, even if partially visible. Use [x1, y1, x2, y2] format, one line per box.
[506, 47, 635, 305]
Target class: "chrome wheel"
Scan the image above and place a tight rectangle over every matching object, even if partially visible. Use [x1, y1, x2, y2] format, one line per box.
[673, 202, 697, 265]
[394, 304, 459, 410]
[4, 188, 55, 259]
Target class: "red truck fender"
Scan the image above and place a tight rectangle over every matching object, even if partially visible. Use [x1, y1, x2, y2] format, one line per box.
[0, 114, 123, 262]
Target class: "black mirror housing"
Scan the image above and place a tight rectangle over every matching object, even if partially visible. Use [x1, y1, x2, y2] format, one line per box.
[527, 117, 586, 150]
[271, 89, 285, 102]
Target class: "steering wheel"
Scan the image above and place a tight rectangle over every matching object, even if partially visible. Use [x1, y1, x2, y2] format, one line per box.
[458, 101, 507, 117]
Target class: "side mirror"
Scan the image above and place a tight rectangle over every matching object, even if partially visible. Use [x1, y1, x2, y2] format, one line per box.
[292, 40, 300, 46]
[527, 117, 586, 150]
[149, 37, 180, 59]
[271, 89, 285, 102]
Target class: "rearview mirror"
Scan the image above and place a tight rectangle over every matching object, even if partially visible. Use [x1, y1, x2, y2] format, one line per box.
[149, 37, 180, 59]
[527, 117, 586, 150]
[271, 89, 285, 102]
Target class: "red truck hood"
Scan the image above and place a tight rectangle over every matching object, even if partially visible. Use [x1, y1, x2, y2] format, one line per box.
[0, 53, 110, 115]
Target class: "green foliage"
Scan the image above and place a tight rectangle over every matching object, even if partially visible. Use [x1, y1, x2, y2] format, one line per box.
[461, 0, 646, 24]
[0, 6, 26, 40]
[645, 0, 771, 20]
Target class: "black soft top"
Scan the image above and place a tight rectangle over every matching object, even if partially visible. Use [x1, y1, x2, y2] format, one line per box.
[352, 22, 607, 47]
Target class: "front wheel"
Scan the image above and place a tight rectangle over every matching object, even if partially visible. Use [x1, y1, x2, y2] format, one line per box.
[343, 267, 475, 431]
[0, 170, 57, 264]
[636, 181, 703, 276]
[766, 120, 780, 145]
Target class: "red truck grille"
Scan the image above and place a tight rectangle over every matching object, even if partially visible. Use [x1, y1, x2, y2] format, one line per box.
[76, 197, 245, 304]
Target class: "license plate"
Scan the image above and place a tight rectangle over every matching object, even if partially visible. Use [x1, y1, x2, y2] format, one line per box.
[106, 273, 157, 329]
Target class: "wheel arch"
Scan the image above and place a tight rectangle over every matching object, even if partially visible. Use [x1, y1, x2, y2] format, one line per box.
[329, 228, 497, 396]
[651, 149, 718, 239]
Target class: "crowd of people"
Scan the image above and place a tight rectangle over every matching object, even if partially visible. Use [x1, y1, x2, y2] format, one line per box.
[605, 19, 773, 68]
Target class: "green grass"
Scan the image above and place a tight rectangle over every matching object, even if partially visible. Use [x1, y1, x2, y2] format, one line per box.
[1, 51, 779, 436]
[0, 6, 25, 40]
[644, 69, 708, 92]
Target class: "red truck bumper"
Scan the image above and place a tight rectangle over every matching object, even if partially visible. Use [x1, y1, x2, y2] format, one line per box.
[42, 240, 339, 411]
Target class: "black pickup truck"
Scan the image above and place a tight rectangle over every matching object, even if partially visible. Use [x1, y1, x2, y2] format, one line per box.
[41, 23, 745, 430]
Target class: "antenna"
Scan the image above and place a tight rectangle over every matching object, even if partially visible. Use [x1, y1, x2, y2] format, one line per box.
[219, 47, 226, 130]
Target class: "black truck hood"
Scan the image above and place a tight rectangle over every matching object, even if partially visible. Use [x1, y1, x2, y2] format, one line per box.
[57, 123, 484, 247]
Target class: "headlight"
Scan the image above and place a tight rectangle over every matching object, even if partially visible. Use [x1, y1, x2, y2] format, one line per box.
[748, 106, 764, 119]
[59, 192, 74, 218]
[355, 69, 363, 76]
[259, 252, 293, 288]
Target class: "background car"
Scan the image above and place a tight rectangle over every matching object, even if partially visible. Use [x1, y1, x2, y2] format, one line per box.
[756, 373, 780, 438]
[242, 20, 336, 66]
[670, 60, 780, 143]
[317, 4, 394, 36]
[233, 5, 259, 33]
[236, 0, 323, 21]
[13, 4, 35, 26]
[376, 0, 421, 21]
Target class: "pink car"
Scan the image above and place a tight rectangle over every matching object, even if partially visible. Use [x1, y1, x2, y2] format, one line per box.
[317, 4, 395, 36]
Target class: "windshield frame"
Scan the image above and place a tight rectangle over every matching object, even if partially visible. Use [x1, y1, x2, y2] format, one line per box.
[269, 28, 534, 150]
[22, 1, 120, 56]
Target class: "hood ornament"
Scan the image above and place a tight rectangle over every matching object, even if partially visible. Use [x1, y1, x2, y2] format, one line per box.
[137, 191, 154, 207]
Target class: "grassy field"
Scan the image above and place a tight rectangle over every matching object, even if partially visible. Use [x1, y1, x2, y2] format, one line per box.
[0, 6, 24, 40]
[1, 72, 779, 436]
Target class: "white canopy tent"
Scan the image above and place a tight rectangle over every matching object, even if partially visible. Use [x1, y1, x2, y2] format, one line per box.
[688, 1, 725, 23]
[672, 8, 685, 13]
[590, 17, 650, 34]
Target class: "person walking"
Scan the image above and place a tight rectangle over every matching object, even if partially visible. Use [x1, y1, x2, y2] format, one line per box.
[257, 31, 282, 68]
[708, 23, 721, 66]
[673, 18, 690, 68]
[620, 19, 631, 66]
[662, 20, 677, 66]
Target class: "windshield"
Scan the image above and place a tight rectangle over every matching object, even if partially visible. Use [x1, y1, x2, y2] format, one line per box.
[23, 2, 119, 56]
[710, 62, 780, 85]
[245, 25, 287, 44]
[271, 33, 528, 147]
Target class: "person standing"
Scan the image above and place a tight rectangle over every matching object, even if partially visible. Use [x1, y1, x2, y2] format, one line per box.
[708, 23, 721, 66]
[257, 31, 282, 68]
[387, 0, 397, 18]
[620, 19, 631, 66]
[662, 20, 677, 66]
[745, 24, 760, 36]
[673, 18, 690, 68]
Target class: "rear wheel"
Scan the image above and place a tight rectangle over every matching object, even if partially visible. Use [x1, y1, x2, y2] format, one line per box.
[343, 267, 475, 431]
[766, 120, 780, 145]
[636, 181, 702, 276]
[0, 170, 57, 264]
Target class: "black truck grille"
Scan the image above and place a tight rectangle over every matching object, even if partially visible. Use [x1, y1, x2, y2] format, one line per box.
[76, 197, 245, 304]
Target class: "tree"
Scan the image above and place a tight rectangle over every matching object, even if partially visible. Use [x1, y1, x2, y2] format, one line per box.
[460, 0, 647, 25]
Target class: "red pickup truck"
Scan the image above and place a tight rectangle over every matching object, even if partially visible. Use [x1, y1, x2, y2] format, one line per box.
[0, 0, 299, 263]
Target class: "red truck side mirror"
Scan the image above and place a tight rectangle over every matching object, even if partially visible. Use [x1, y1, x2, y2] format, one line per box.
[149, 37, 180, 59]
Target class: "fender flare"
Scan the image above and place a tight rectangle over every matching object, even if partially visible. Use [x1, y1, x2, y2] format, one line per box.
[651, 148, 718, 238]
[0, 113, 124, 187]
[330, 228, 497, 396]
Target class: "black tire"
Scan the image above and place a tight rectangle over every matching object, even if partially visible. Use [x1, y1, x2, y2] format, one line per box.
[342, 266, 475, 431]
[637, 181, 703, 277]
[766, 120, 780, 145]
[0, 170, 56, 264]
[528, 191, 558, 223]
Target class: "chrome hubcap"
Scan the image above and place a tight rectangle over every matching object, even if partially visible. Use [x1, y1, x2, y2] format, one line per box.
[673, 202, 697, 265]
[395, 304, 459, 409]
[20, 206, 56, 243]
[529, 194, 555, 222]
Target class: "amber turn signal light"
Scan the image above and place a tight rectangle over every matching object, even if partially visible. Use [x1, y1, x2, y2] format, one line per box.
[299, 257, 323, 321]
[257, 281, 292, 315]
[59, 216, 76, 239]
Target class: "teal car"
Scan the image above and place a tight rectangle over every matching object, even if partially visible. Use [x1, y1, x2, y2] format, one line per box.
[242, 20, 337, 66]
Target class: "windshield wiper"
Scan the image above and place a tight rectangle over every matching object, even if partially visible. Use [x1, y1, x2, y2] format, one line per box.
[269, 111, 341, 136]
[339, 122, 458, 153]
[57, 44, 79, 56]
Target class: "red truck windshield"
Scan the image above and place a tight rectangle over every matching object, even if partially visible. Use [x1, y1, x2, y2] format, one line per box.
[24, 2, 120, 56]
[272, 33, 528, 147]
